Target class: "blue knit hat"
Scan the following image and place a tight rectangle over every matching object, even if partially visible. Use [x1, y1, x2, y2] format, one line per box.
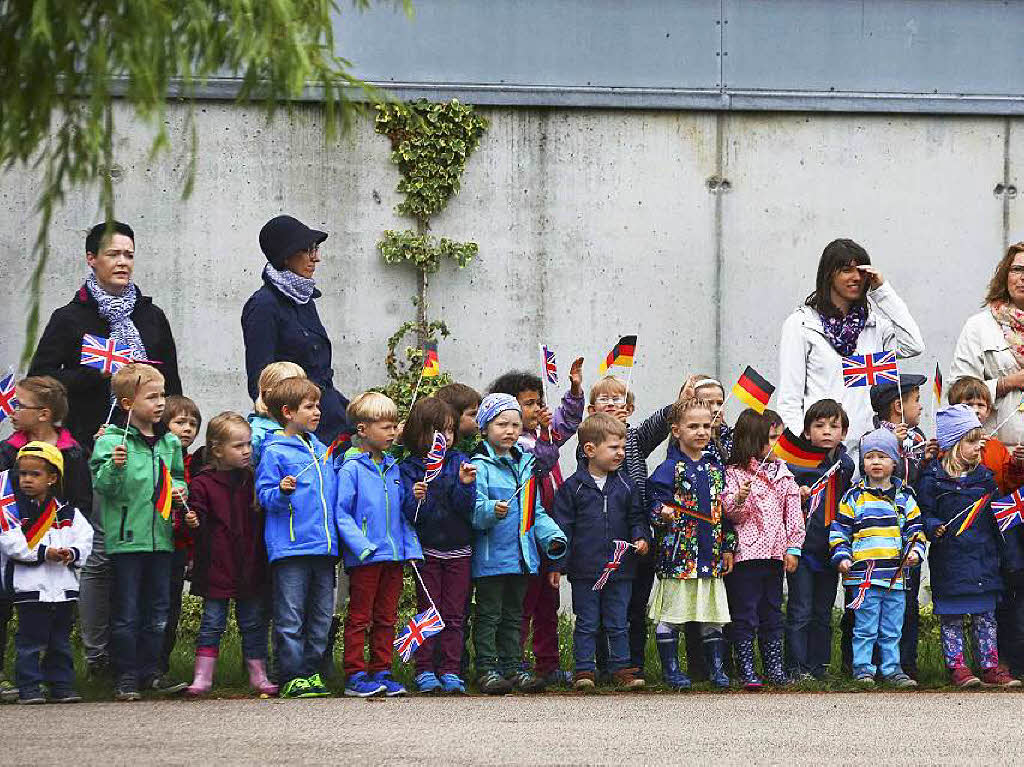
[476, 393, 522, 431]
[936, 404, 982, 451]
[860, 428, 900, 463]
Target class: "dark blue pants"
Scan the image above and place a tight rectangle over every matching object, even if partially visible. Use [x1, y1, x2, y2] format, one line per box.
[198, 597, 269, 659]
[272, 556, 336, 682]
[111, 552, 172, 685]
[900, 566, 921, 675]
[785, 559, 839, 677]
[160, 547, 188, 673]
[596, 554, 656, 673]
[725, 559, 784, 643]
[15, 601, 76, 696]
[571, 578, 632, 673]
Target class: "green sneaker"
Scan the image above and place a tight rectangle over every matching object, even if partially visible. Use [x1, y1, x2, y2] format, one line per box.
[280, 677, 312, 699]
[0, 674, 19, 703]
[303, 673, 331, 698]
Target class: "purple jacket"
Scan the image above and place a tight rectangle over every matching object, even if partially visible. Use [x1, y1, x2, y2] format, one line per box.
[517, 390, 584, 511]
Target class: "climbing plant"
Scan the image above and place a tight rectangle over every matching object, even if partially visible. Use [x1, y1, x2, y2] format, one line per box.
[374, 98, 488, 414]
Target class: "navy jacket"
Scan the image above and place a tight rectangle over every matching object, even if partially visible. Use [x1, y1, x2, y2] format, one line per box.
[552, 463, 649, 582]
[789, 445, 855, 567]
[241, 277, 349, 445]
[918, 461, 1016, 600]
[399, 451, 475, 553]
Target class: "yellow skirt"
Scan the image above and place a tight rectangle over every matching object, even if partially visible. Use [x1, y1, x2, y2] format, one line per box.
[648, 576, 731, 625]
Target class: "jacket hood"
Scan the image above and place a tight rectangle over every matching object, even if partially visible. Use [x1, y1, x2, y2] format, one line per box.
[847, 475, 913, 499]
[247, 413, 281, 430]
[103, 420, 170, 441]
[922, 458, 994, 488]
[5, 428, 79, 451]
[666, 441, 709, 465]
[473, 439, 525, 466]
[344, 448, 398, 473]
[195, 465, 252, 487]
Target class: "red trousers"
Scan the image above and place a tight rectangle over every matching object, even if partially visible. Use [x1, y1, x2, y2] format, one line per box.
[343, 562, 404, 676]
[520, 559, 561, 674]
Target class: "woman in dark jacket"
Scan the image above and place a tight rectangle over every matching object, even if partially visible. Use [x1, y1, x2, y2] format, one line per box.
[241, 215, 349, 446]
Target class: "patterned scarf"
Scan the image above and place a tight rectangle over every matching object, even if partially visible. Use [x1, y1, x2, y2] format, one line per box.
[818, 304, 867, 357]
[85, 272, 146, 357]
[264, 263, 316, 305]
[990, 301, 1024, 369]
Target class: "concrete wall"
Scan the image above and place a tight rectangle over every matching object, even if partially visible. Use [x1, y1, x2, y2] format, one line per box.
[0, 104, 1017, 456]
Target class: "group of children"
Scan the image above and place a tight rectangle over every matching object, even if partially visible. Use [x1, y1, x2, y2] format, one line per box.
[3, 354, 1024, 704]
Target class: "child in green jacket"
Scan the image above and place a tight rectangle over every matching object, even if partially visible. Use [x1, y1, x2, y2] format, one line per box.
[90, 363, 186, 701]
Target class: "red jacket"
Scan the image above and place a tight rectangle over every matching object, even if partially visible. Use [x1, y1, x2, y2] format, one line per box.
[189, 466, 269, 599]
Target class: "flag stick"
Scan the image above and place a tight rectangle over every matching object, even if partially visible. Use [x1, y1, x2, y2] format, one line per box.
[989, 394, 1024, 437]
[408, 367, 426, 414]
[119, 376, 142, 447]
[754, 433, 784, 475]
[944, 496, 988, 534]
[409, 559, 439, 613]
[538, 343, 553, 442]
[104, 396, 117, 426]
[712, 390, 735, 427]
[293, 459, 318, 481]
[624, 365, 634, 402]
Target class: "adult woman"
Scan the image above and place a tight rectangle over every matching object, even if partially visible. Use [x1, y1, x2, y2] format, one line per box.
[951, 243, 1024, 448]
[241, 215, 349, 445]
[777, 238, 925, 451]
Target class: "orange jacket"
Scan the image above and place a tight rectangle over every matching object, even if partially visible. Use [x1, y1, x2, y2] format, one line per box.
[982, 438, 1024, 496]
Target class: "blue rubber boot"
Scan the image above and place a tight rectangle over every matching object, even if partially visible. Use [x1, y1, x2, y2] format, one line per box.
[655, 629, 691, 690]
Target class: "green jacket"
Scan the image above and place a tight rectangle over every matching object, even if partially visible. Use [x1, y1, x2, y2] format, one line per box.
[89, 423, 185, 554]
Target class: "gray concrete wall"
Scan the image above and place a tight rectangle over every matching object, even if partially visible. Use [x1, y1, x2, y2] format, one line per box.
[0, 104, 1016, 457]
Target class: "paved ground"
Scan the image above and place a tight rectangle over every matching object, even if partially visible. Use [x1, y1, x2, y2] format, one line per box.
[6, 691, 1022, 764]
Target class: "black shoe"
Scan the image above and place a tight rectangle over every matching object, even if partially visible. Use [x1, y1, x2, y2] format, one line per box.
[142, 674, 188, 694]
[478, 671, 513, 695]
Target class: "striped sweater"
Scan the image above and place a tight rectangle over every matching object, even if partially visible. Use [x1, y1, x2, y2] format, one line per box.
[828, 478, 925, 590]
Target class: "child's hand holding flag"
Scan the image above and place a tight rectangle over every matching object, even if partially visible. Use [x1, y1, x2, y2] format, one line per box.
[458, 462, 477, 485]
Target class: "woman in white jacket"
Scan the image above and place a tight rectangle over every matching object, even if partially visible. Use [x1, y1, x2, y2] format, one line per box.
[950, 243, 1024, 450]
[777, 239, 925, 452]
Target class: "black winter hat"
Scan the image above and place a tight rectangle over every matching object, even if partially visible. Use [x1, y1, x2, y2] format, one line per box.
[869, 374, 927, 416]
[259, 215, 328, 269]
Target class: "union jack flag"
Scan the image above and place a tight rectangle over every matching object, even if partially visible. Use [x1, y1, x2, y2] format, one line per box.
[423, 431, 447, 483]
[0, 470, 19, 533]
[841, 350, 899, 388]
[80, 334, 135, 374]
[0, 373, 16, 423]
[394, 605, 445, 661]
[593, 540, 632, 591]
[848, 561, 876, 609]
[542, 345, 558, 386]
[993, 489, 1024, 533]
[807, 460, 842, 522]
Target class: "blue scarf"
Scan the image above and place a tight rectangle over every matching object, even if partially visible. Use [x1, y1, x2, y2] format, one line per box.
[85, 272, 147, 357]
[264, 263, 315, 305]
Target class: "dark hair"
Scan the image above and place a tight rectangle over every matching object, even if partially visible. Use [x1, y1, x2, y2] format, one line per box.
[803, 398, 849, 435]
[163, 395, 202, 430]
[86, 221, 135, 255]
[489, 371, 544, 402]
[403, 397, 456, 458]
[804, 238, 871, 319]
[947, 376, 992, 407]
[762, 408, 783, 429]
[728, 409, 772, 468]
[984, 242, 1024, 307]
[434, 382, 481, 414]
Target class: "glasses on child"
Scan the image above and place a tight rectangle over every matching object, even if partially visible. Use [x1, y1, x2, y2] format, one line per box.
[12, 403, 43, 412]
[594, 396, 627, 406]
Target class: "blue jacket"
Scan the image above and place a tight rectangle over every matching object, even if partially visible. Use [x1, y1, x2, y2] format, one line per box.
[399, 451, 475, 553]
[789, 445, 856, 567]
[255, 432, 372, 563]
[917, 461, 1014, 601]
[470, 442, 566, 578]
[241, 277, 349, 445]
[337, 450, 422, 568]
[248, 413, 281, 468]
[551, 463, 650, 582]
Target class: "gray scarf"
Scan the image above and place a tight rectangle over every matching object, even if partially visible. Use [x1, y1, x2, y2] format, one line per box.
[85, 272, 147, 357]
[264, 263, 316, 304]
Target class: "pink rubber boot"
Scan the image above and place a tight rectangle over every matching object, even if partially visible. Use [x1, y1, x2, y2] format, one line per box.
[184, 648, 218, 698]
[246, 659, 279, 697]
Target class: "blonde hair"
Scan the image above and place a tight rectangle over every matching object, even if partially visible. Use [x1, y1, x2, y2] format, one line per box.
[670, 396, 713, 424]
[347, 391, 399, 426]
[589, 375, 635, 406]
[256, 362, 306, 416]
[112, 363, 163, 403]
[692, 373, 726, 399]
[578, 412, 627, 448]
[264, 377, 320, 426]
[206, 412, 251, 466]
[941, 427, 984, 477]
[16, 376, 68, 425]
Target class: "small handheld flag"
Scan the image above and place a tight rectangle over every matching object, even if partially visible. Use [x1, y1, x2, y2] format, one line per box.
[772, 429, 830, 469]
[394, 605, 445, 662]
[80, 334, 135, 375]
[954, 494, 991, 537]
[154, 459, 174, 521]
[887, 533, 925, 591]
[24, 499, 59, 549]
[0, 470, 19, 533]
[422, 342, 440, 378]
[0, 373, 16, 423]
[841, 350, 899, 388]
[807, 461, 841, 525]
[992, 490, 1024, 533]
[731, 366, 775, 415]
[542, 345, 558, 386]
[519, 476, 537, 535]
[423, 431, 447, 483]
[848, 561, 876, 610]
[598, 335, 637, 375]
[593, 540, 632, 591]
[933, 363, 943, 406]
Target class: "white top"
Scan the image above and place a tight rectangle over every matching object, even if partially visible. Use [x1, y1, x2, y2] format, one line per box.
[590, 474, 607, 490]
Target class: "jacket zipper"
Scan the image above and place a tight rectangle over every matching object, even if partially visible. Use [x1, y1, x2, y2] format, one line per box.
[304, 438, 331, 554]
[288, 502, 295, 542]
[119, 506, 128, 541]
[378, 460, 396, 558]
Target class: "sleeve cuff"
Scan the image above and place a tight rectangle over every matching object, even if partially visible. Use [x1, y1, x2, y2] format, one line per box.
[70, 547, 82, 564]
[359, 546, 376, 561]
[36, 545, 47, 564]
[785, 547, 801, 557]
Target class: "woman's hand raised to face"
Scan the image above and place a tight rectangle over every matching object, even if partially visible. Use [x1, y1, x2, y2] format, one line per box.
[856, 265, 885, 289]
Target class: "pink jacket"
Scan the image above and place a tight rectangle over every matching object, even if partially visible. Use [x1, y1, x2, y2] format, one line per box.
[723, 459, 805, 563]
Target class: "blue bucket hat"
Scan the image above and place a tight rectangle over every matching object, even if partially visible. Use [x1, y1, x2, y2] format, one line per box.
[476, 393, 522, 431]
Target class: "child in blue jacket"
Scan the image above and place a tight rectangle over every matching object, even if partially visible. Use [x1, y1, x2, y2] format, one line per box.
[256, 377, 373, 700]
[399, 397, 477, 694]
[337, 392, 422, 698]
[470, 394, 566, 695]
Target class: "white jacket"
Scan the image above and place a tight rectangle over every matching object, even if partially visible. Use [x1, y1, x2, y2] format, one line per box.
[950, 309, 1024, 445]
[0, 499, 93, 603]
[777, 281, 925, 452]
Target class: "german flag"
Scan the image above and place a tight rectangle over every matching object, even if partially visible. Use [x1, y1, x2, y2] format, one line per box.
[933, 362, 943, 406]
[598, 335, 637, 374]
[422, 342, 440, 378]
[955, 494, 991, 537]
[731, 366, 775, 414]
[519, 476, 537, 535]
[154, 459, 173, 520]
[25, 499, 58, 548]
[772, 428, 830, 468]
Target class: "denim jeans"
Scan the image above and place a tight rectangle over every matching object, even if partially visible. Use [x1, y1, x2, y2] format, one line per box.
[272, 556, 336, 682]
[160, 547, 189, 673]
[785, 559, 838, 677]
[198, 597, 269, 660]
[571, 578, 631, 673]
[852, 585, 905, 678]
[111, 552, 172, 685]
[15, 602, 76, 695]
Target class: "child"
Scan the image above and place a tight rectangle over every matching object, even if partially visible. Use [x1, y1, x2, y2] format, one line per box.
[830, 428, 922, 688]
[434, 382, 482, 454]
[918, 405, 1021, 687]
[0, 442, 93, 703]
[89, 363, 187, 700]
[764, 409, 785, 443]
[158, 394, 203, 685]
[785, 399, 854, 681]
[470, 394, 567, 694]
[249, 361, 306, 467]
[399, 397, 477, 694]
[256, 377, 372, 699]
[948, 375, 1024, 495]
[337, 392, 422, 698]
[0, 375, 92, 701]
[723, 409, 804, 689]
[647, 397, 736, 690]
[551, 413, 650, 689]
[183, 413, 275, 697]
[692, 375, 733, 464]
